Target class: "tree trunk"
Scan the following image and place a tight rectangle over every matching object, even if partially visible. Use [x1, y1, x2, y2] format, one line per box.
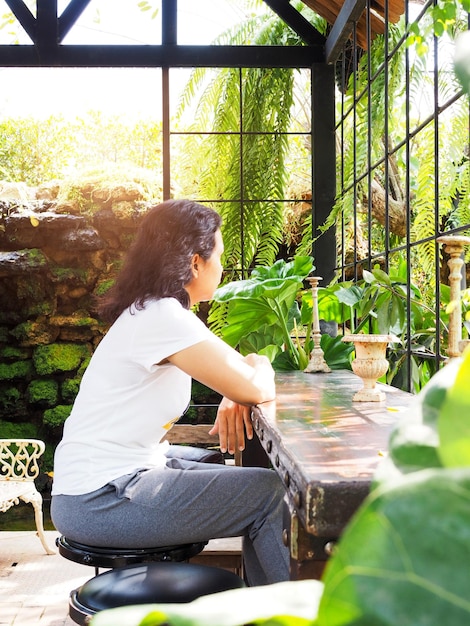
[365, 179, 407, 238]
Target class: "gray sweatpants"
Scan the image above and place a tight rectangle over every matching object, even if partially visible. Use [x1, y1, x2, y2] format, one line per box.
[51, 457, 290, 586]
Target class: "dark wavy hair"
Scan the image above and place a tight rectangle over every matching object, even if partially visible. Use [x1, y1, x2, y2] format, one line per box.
[98, 199, 222, 322]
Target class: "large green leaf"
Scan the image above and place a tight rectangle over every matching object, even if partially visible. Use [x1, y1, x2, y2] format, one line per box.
[318, 468, 470, 626]
[438, 349, 470, 467]
[220, 299, 278, 346]
[214, 277, 271, 301]
[238, 325, 284, 357]
[272, 349, 299, 371]
[214, 256, 313, 303]
[320, 334, 353, 370]
[335, 284, 363, 307]
[250, 256, 313, 279]
[388, 410, 442, 473]
[454, 30, 470, 96]
[214, 257, 313, 365]
[386, 356, 463, 475]
[91, 580, 323, 626]
[317, 288, 347, 323]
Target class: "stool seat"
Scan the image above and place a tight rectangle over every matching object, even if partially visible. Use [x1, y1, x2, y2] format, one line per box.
[57, 535, 207, 571]
[69, 562, 246, 625]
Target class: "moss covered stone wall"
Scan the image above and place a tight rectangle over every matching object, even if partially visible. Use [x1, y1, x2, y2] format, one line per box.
[0, 179, 152, 470]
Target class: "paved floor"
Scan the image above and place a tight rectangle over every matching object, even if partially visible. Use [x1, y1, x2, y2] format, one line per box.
[0, 531, 90, 626]
[0, 530, 244, 626]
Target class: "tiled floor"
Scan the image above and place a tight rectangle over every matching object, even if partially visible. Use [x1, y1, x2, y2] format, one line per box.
[0, 531, 244, 626]
[0, 531, 90, 626]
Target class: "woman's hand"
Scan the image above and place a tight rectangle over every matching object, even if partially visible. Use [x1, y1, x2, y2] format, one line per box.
[209, 397, 254, 454]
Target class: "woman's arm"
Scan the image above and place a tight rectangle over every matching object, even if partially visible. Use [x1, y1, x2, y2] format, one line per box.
[167, 336, 275, 454]
[167, 335, 275, 406]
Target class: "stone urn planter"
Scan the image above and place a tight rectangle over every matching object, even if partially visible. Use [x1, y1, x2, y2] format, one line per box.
[342, 334, 392, 401]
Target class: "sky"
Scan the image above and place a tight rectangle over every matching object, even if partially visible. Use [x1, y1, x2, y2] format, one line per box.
[0, 0, 250, 119]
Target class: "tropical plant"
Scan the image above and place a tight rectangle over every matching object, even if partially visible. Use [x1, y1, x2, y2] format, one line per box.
[174, 0, 327, 274]
[0, 113, 163, 186]
[212, 256, 352, 372]
[328, 2, 470, 312]
[214, 256, 314, 370]
[317, 263, 450, 391]
[0, 116, 74, 185]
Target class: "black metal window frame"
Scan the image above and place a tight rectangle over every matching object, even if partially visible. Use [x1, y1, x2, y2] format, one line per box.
[334, 0, 470, 391]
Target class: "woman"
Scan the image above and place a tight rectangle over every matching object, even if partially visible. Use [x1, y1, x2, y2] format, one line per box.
[51, 199, 289, 586]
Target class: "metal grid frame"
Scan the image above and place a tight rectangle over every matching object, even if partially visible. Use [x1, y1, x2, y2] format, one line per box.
[334, 0, 470, 391]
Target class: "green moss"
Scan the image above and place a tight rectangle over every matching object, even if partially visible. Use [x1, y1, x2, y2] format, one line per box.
[61, 377, 81, 402]
[43, 404, 72, 428]
[14, 248, 48, 271]
[50, 313, 98, 328]
[51, 267, 76, 281]
[22, 300, 54, 317]
[27, 379, 59, 406]
[10, 321, 36, 341]
[11, 321, 35, 337]
[94, 278, 115, 297]
[0, 360, 33, 381]
[77, 357, 91, 377]
[33, 343, 89, 375]
[16, 276, 46, 301]
[0, 326, 9, 342]
[0, 347, 30, 360]
[0, 385, 29, 421]
[0, 386, 21, 409]
[0, 419, 38, 439]
[25, 248, 47, 263]
[50, 267, 88, 282]
[10, 321, 56, 345]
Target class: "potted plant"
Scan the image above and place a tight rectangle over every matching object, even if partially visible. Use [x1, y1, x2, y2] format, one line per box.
[317, 264, 451, 391]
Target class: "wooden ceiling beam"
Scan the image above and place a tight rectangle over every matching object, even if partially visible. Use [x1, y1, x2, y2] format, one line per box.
[262, 0, 326, 47]
[325, 0, 366, 63]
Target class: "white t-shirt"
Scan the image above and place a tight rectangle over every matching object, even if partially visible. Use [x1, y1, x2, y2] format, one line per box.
[52, 298, 213, 496]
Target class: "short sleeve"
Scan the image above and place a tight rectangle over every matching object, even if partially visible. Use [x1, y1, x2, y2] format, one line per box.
[130, 298, 213, 371]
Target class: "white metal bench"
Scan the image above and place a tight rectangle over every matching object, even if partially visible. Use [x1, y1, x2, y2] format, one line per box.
[0, 438, 55, 554]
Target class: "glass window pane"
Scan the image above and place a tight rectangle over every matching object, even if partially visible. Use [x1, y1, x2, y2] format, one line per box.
[289, 69, 311, 133]
[61, 0, 162, 45]
[0, 67, 162, 119]
[171, 68, 240, 133]
[176, 0, 246, 45]
[170, 132, 241, 200]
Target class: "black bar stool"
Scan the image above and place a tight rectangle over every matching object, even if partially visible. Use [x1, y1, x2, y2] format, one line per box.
[56, 535, 207, 576]
[69, 561, 245, 625]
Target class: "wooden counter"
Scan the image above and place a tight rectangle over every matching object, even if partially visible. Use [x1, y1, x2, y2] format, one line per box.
[246, 369, 414, 579]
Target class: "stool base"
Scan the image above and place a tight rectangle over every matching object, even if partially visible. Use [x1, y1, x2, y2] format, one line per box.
[69, 561, 246, 625]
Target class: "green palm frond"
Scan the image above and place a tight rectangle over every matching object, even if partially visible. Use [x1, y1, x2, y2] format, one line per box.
[175, 4, 316, 274]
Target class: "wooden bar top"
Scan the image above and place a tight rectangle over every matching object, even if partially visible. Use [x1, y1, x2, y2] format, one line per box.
[251, 370, 414, 538]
